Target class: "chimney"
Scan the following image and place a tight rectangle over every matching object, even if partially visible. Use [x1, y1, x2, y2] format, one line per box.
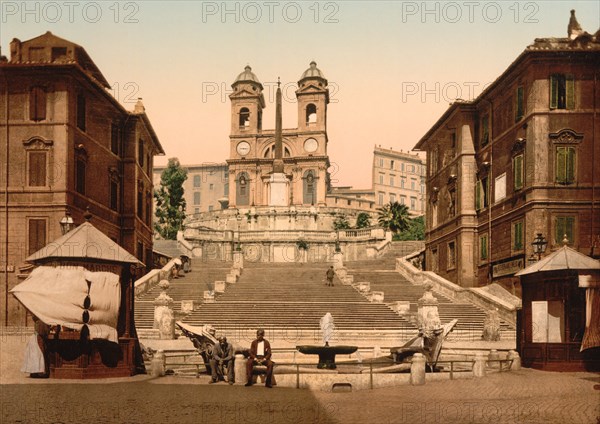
[134, 98, 145, 114]
[9, 38, 21, 63]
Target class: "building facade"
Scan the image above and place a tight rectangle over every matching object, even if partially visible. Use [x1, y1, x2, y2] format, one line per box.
[414, 14, 600, 292]
[0, 32, 163, 325]
[372, 146, 426, 216]
[153, 163, 228, 217]
[227, 62, 330, 208]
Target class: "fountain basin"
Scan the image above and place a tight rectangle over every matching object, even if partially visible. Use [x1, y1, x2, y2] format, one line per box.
[296, 345, 358, 369]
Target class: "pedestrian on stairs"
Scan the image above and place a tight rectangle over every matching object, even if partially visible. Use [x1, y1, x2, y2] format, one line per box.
[326, 266, 335, 286]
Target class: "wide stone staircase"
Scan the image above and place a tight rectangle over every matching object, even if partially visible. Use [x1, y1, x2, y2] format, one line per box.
[135, 241, 514, 344]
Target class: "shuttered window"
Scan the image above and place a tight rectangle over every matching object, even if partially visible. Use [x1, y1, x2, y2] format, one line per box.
[480, 235, 488, 260]
[481, 115, 489, 147]
[29, 87, 46, 121]
[77, 94, 86, 131]
[550, 74, 574, 110]
[556, 146, 576, 184]
[513, 154, 523, 190]
[28, 219, 46, 255]
[513, 221, 523, 251]
[28, 151, 47, 187]
[76, 158, 86, 194]
[555, 216, 575, 245]
[515, 86, 524, 122]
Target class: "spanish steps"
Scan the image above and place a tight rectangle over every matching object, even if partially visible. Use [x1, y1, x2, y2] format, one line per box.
[135, 242, 515, 343]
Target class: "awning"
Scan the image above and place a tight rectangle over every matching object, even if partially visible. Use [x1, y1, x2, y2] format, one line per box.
[10, 266, 121, 343]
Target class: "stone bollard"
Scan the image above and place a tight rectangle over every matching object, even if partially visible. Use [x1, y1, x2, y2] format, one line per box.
[473, 352, 487, 378]
[234, 354, 246, 386]
[231, 267, 241, 278]
[233, 250, 244, 269]
[226, 274, 237, 284]
[214, 281, 226, 293]
[373, 346, 382, 359]
[508, 350, 521, 371]
[488, 349, 500, 369]
[410, 353, 426, 385]
[151, 350, 166, 377]
[333, 252, 344, 270]
[154, 280, 175, 339]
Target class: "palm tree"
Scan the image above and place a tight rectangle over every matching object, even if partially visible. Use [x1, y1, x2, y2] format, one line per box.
[377, 201, 411, 234]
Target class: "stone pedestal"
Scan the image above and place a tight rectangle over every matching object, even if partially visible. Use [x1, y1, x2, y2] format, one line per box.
[226, 274, 237, 284]
[234, 354, 246, 385]
[336, 267, 347, 279]
[203, 290, 215, 303]
[342, 275, 354, 285]
[268, 173, 289, 206]
[488, 349, 500, 369]
[482, 309, 501, 341]
[150, 350, 166, 377]
[153, 280, 175, 340]
[180, 300, 194, 314]
[333, 252, 344, 270]
[232, 250, 244, 269]
[214, 280, 226, 293]
[473, 352, 487, 377]
[410, 353, 426, 385]
[417, 287, 441, 333]
[508, 350, 521, 370]
[370, 291, 384, 303]
[394, 301, 411, 315]
[231, 267, 241, 278]
[357, 282, 370, 293]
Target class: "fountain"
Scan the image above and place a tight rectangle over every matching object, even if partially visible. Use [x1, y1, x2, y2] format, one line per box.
[296, 313, 358, 369]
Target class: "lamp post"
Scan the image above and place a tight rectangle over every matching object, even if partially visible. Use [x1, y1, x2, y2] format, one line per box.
[531, 233, 548, 261]
[59, 210, 74, 235]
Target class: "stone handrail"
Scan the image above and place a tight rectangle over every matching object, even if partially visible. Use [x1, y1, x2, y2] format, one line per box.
[176, 231, 196, 257]
[134, 258, 181, 298]
[396, 249, 519, 326]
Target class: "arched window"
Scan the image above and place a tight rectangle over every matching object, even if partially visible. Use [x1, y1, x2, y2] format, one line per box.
[263, 144, 291, 158]
[306, 104, 317, 124]
[239, 108, 250, 128]
[303, 170, 317, 205]
[236, 172, 250, 205]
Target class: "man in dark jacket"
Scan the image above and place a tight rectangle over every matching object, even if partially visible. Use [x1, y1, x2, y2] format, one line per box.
[245, 329, 274, 388]
[209, 336, 234, 384]
[326, 266, 335, 286]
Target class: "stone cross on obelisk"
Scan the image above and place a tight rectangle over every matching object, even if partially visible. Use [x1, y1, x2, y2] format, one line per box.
[268, 78, 289, 206]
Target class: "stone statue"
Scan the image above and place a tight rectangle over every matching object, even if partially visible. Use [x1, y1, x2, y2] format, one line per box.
[320, 312, 335, 346]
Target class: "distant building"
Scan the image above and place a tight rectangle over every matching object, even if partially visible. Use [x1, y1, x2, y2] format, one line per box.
[0, 32, 164, 325]
[372, 146, 426, 216]
[414, 12, 600, 291]
[153, 163, 229, 217]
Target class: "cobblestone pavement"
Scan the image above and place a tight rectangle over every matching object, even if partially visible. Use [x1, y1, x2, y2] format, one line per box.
[1, 369, 598, 424]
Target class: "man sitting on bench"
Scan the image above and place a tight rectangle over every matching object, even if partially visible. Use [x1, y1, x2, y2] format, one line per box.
[245, 329, 274, 388]
[209, 336, 234, 384]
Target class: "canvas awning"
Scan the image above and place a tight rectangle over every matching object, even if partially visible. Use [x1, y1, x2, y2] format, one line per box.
[26, 222, 142, 265]
[10, 266, 121, 342]
[515, 246, 600, 277]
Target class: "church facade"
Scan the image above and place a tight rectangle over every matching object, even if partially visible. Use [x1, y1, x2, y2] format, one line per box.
[227, 62, 330, 208]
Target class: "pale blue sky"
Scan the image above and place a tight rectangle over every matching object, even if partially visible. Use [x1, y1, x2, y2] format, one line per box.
[2, 1, 599, 186]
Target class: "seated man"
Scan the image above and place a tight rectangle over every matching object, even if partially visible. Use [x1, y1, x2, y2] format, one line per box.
[209, 336, 234, 384]
[245, 329, 274, 388]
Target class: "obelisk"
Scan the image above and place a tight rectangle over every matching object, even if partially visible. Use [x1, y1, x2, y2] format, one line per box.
[268, 78, 289, 206]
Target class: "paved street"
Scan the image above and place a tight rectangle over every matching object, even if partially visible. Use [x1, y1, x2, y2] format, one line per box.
[1, 369, 598, 424]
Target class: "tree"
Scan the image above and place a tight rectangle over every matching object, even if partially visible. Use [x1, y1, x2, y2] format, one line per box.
[395, 215, 425, 241]
[154, 158, 188, 239]
[333, 215, 351, 231]
[355, 212, 371, 229]
[377, 201, 411, 234]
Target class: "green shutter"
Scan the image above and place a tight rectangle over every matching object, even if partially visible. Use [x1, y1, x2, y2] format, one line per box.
[480, 236, 487, 260]
[550, 75, 558, 109]
[566, 147, 576, 183]
[566, 217, 574, 243]
[556, 147, 567, 183]
[515, 86, 524, 122]
[514, 222, 523, 250]
[513, 155, 523, 190]
[475, 180, 481, 210]
[565, 75, 575, 110]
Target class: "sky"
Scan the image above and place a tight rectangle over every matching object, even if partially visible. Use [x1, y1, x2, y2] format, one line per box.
[2, 1, 599, 187]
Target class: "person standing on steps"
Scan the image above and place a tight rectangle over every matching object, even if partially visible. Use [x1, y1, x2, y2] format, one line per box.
[326, 266, 335, 286]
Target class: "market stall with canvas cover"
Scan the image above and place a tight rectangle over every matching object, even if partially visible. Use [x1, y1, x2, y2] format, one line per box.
[11, 221, 144, 378]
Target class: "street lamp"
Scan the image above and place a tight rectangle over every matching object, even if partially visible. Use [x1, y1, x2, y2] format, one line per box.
[531, 233, 548, 261]
[59, 210, 74, 235]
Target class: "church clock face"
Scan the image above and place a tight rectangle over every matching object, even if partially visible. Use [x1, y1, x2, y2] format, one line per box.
[236, 141, 251, 156]
[304, 138, 318, 153]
